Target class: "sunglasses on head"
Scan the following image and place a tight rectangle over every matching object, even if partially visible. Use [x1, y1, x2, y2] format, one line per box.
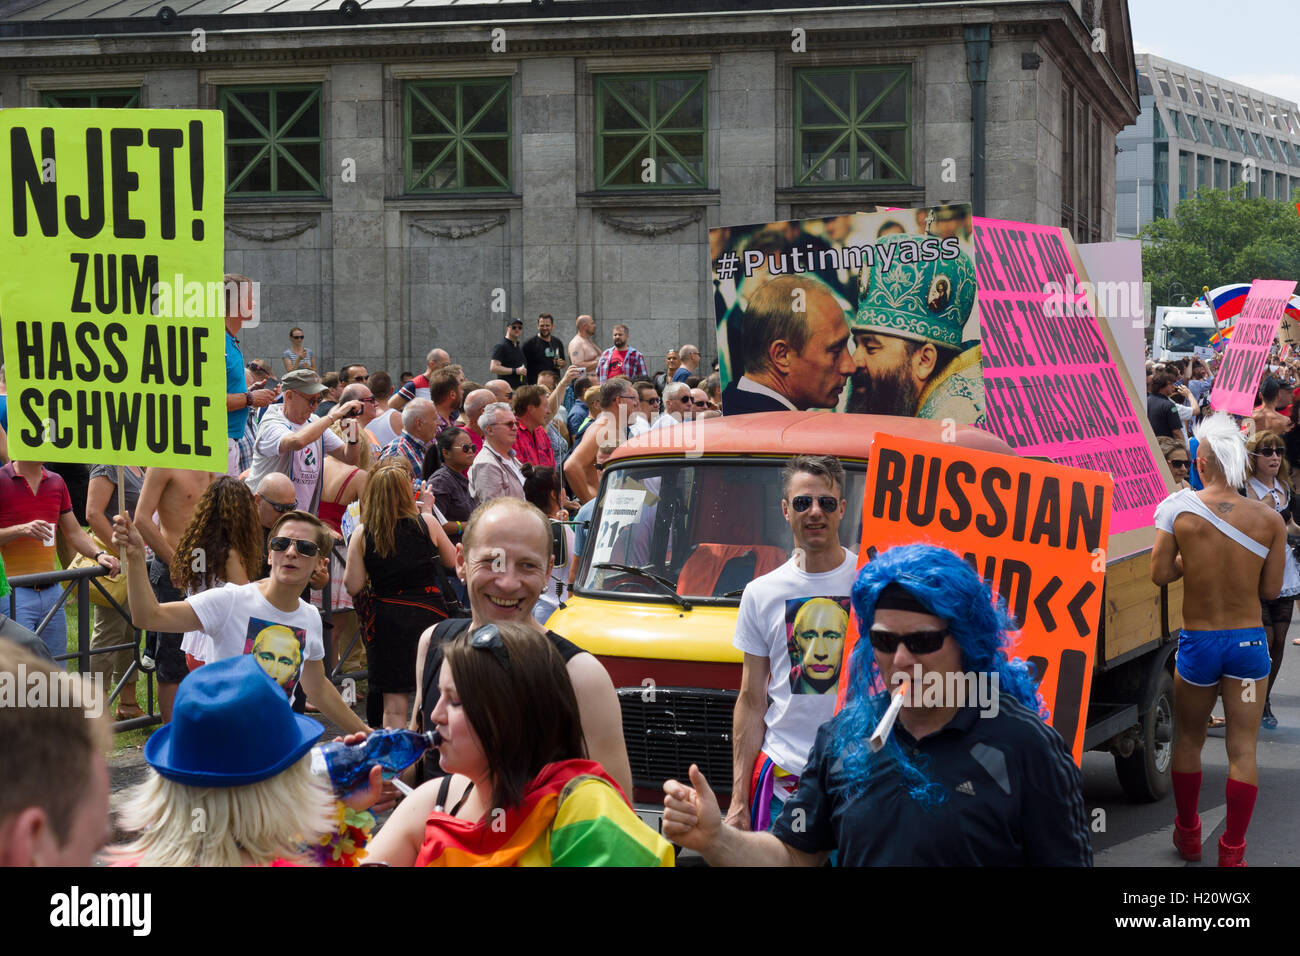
[265, 498, 296, 514]
[470, 624, 510, 671]
[268, 536, 320, 557]
[790, 494, 840, 513]
[869, 626, 948, 655]
[249, 363, 267, 374]
[1255, 446, 1284, 457]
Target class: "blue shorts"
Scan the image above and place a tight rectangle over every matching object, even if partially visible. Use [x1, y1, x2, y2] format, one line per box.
[1176, 627, 1271, 686]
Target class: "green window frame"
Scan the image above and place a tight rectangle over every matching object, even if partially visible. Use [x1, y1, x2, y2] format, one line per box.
[594, 72, 707, 189]
[794, 66, 912, 186]
[220, 85, 323, 197]
[40, 89, 140, 108]
[405, 78, 512, 193]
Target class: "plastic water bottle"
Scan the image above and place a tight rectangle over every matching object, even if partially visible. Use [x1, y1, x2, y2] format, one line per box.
[310, 729, 441, 795]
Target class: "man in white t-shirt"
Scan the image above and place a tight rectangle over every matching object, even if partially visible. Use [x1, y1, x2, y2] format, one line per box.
[114, 508, 367, 734]
[244, 369, 362, 514]
[729, 455, 858, 832]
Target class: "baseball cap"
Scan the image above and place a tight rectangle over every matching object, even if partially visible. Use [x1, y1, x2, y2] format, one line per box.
[508, 317, 523, 328]
[280, 369, 328, 395]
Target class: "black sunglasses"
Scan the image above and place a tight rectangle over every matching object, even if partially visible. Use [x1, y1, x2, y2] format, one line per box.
[291, 334, 304, 339]
[1168, 459, 1190, 469]
[1255, 447, 1284, 457]
[456, 443, 475, 453]
[268, 536, 320, 557]
[790, 495, 840, 513]
[692, 400, 708, 408]
[265, 498, 296, 514]
[470, 624, 510, 671]
[869, 627, 948, 656]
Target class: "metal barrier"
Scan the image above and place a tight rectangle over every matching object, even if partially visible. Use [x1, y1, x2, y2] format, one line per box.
[8, 563, 160, 734]
[9, 545, 376, 733]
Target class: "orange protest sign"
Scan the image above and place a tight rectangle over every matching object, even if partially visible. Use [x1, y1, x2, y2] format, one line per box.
[840, 432, 1112, 765]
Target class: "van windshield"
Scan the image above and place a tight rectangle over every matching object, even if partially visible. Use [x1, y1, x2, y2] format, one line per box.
[575, 460, 867, 603]
[1165, 325, 1214, 351]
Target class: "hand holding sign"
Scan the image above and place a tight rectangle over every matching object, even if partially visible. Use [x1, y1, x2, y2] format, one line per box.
[111, 512, 147, 562]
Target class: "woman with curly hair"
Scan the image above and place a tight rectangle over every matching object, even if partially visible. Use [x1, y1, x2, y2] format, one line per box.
[174, 476, 265, 669]
[344, 461, 456, 728]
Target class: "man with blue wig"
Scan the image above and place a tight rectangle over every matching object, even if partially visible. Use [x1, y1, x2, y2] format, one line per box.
[663, 543, 1092, 866]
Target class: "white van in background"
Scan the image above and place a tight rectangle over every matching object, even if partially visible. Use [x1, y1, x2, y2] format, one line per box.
[1152, 306, 1216, 362]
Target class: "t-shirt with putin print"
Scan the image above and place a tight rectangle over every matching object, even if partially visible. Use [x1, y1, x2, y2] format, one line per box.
[187, 581, 323, 698]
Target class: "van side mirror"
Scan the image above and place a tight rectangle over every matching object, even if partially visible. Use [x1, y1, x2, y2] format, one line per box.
[550, 520, 568, 568]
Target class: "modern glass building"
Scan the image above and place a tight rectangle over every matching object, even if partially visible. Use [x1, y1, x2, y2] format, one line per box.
[1116, 53, 1300, 237]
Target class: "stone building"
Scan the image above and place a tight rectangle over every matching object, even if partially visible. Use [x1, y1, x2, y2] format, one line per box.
[0, 0, 1139, 379]
[1116, 54, 1300, 238]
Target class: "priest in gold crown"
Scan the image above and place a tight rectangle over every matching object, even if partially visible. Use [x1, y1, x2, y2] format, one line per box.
[847, 230, 985, 425]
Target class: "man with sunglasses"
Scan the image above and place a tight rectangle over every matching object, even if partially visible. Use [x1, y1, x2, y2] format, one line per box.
[114, 508, 367, 734]
[468, 402, 526, 505]
[253, 473, 301, 575]
[244, 369, 362, 515]
[728, 455, 859, 833]
[666, 544, 1091, 866]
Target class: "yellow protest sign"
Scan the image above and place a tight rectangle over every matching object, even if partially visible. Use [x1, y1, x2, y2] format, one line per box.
[0, 109, 226, 471]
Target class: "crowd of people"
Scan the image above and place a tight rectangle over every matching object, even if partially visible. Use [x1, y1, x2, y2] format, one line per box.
[0, 277, 736, 868]
[0, 272, 1296, 869]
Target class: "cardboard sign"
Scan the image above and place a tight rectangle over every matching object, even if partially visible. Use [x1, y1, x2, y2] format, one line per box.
[973, 218, 1166, 536]
[1209, 279, 1298, 415]
[1193, 345, 1215, 361]
[844, 431, 1112, 765]
[0, 109, 226, 470]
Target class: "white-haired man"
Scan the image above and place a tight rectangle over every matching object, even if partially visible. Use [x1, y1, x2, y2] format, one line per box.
[381, 397, 439, 475]
[468, 402, 525, 504]
[654, 381, 694, 428]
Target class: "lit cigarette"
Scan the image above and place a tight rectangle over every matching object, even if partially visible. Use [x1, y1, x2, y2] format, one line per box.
[870, 678, 910, 753]
[392, 778, 415, 797]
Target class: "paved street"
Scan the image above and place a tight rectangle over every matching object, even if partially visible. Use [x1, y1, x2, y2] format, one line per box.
[1087, 619, 1300, 867]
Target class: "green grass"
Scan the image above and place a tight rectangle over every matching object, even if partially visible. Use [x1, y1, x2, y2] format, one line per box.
[62, 586, 159, 754]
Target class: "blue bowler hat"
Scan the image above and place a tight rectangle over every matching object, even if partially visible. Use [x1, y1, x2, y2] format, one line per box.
[144, 655, 323, 787]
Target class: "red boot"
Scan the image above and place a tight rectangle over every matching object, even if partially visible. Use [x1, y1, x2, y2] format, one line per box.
[1173, 817, 1201, 862]
[1218, 837, 1247, 867]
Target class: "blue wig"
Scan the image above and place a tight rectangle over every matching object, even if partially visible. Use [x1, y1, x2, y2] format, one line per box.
[829, 544, 1047, 807]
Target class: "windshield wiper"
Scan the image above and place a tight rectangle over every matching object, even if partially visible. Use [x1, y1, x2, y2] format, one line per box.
[593, 563, 693, 612]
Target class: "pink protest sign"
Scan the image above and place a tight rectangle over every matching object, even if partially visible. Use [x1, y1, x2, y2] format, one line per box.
[972, 217, 1167, 535]
[1209, 279, 1298, 415]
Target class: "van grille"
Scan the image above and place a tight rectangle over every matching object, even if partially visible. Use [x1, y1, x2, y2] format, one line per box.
[618, 687, 737, 794]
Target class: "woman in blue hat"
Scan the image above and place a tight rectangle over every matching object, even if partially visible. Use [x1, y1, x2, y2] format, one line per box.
[110, 655, 383, 867]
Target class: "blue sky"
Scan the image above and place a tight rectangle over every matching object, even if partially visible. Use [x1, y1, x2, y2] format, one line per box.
[1129, 0, 1300, 106]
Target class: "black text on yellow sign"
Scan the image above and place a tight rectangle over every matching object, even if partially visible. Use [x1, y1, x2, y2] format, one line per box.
[0, 109, 226, 470]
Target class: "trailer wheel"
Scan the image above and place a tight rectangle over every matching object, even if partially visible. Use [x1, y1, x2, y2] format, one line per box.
[1114, 669, 1174, 802]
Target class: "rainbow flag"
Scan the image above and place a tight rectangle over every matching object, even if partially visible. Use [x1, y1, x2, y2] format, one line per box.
[414, 760, 674, 867]
[1209, 324, 1234, 351]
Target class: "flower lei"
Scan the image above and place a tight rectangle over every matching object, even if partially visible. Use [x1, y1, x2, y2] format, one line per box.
[308, 802, 376, 867]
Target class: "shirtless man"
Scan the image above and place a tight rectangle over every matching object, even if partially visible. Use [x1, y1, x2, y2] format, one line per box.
[1152, 413, 1286, 867]
[565, 378, 637, 502]
[133, 466, 215, 721]
[568, 314, 600, 377]
[1252, 377, 1290, 437]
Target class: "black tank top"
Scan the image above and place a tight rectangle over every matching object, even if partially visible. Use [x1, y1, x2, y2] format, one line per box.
[417, 618, 585, 780]
[364, 516, 438, 594]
